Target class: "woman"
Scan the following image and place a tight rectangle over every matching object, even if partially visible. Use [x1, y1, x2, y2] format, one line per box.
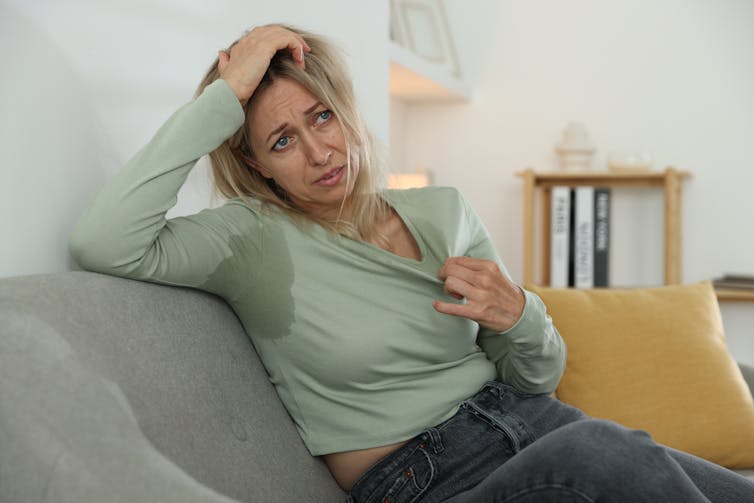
[70, 25, 754, 502]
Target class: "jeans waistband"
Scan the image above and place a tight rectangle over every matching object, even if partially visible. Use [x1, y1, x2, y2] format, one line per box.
[347, 427, 445, 501]
[346, 381, 510, 502]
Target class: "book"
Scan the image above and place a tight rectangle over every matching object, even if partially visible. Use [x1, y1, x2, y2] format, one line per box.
[593, 188, 611, 287]
[712, 274, 754, 291]
[573, 187, 594, 288]
[550, 186, 571, 288]
[568, 189, 575, 286]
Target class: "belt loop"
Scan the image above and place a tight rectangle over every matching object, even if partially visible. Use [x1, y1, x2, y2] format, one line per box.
[427, 427, 444, 454]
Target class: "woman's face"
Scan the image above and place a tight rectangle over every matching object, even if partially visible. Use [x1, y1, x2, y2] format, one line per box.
[247, 78, 358, 218]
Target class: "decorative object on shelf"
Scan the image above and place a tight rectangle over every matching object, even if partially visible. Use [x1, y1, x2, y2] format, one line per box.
[387, 169, 432, 189]
[607, 150, 653, 173]
[390, 0, 460, 77]
[555, 122, 596, 172]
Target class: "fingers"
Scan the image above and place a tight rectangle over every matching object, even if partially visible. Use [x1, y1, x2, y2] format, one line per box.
[443, 274, 476, 300]
[437, 256, 501, 305]
[218, 25, 312, 103]
[437, 256, 499, 280]
[288, 34, 311, 70]
[438, 257, 501, 293]
[432, 299, 469, 318]
[431, 296, 492, 328]
[433, 289, 522, 333]
[434, 256, 525, 332]
[236, 25, 310, 65]
[217, 50, 230, 72]
[287, 38, 309, 69]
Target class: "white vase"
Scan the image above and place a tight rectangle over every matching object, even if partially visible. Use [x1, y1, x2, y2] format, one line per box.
[555, 122, 595, 172]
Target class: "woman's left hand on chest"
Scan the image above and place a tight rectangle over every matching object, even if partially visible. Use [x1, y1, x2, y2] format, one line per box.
[433, 256, 525, 333]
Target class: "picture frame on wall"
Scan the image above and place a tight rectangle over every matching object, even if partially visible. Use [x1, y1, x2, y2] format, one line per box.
[390, 0, 460, 76]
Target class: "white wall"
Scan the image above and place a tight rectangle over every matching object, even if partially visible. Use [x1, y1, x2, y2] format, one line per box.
[393, 0, 754, 365]
[0, 0, 389, 277]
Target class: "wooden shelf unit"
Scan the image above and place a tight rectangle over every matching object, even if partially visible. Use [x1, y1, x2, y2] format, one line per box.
[517, 167, 691, 288]
[715, 289, 754, 302]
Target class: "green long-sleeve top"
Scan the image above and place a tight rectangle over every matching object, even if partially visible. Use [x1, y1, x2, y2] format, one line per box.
[69, 79, 566, 455]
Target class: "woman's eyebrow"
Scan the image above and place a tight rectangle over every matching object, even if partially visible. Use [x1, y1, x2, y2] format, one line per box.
[265, 101, 323, 144]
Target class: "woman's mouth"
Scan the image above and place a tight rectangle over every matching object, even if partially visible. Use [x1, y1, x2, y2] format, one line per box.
[314, 166, 345, 187]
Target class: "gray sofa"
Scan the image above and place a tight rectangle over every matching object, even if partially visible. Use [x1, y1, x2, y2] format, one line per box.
[1, 272, 753, 503]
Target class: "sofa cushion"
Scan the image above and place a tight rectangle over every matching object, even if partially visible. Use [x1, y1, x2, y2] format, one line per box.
[0, 272, 344, 502]
[529, 281, 754, 469]
[0, 314, 240, 503]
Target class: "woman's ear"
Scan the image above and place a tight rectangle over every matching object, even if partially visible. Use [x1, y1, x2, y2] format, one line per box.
[249, 159, 273, 179]
[233, 145, 273, 179]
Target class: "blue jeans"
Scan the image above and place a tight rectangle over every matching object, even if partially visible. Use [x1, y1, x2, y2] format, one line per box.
[346, 381, 754, 502]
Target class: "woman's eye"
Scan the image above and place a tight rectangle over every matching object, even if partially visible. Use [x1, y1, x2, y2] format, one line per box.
[273, 136, 290, 151]
[315, 110, 332, 125]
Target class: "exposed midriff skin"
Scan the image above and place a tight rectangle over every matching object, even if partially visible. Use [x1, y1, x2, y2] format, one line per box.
[323, 439, 412, 491]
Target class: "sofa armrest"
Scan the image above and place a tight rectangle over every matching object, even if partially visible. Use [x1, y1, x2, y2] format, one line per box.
[740, 363, 754, 400]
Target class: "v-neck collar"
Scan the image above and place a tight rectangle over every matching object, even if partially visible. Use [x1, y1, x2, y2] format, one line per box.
[321, 190, 428, 267]
[382, 190, 427, 264]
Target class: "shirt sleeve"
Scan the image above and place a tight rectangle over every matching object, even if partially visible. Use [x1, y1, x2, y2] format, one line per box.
[68, 79, 256, 294]
[459, 191, 566, 394]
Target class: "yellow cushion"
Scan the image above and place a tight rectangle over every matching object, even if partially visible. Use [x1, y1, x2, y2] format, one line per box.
[528, 281, 754, 468]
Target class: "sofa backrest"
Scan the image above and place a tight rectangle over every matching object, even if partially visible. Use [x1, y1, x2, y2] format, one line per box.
[0, 271, 344, 502]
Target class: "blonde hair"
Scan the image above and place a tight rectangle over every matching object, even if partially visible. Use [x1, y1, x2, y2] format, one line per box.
[195, 24, 388, 241]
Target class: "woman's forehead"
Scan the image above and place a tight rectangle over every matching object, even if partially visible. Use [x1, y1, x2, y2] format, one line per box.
[254, 79, 319, 118]
[249, 79, 321, 140]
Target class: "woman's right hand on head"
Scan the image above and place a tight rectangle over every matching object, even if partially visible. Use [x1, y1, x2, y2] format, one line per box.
[218, 25, 310, 105]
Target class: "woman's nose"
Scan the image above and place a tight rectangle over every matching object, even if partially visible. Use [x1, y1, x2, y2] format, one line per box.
[305, 137, 332, 166]
[318, 150, 333, 165]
